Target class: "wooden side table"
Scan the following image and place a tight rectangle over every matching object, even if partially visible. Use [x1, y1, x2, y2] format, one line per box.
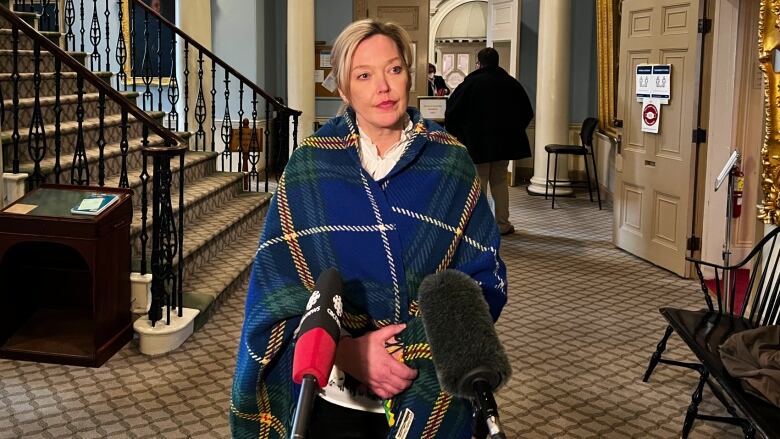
[0, 184, 133, 367]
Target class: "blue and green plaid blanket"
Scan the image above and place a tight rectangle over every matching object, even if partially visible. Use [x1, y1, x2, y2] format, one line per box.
[230, 108, 507, 438]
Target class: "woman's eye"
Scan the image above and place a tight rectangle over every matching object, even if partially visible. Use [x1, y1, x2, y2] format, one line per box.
[357, 72, 369, 80]
[391, 66, 403, 74]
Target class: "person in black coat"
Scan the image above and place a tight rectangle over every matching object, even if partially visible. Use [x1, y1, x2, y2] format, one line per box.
[427, 63, 450, 96]
[445, 47, 534, 235]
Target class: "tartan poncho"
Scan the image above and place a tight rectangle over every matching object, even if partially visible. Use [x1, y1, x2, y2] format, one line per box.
[230, 108, 508, 438]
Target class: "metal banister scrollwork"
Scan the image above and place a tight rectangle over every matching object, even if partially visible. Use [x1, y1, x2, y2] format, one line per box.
[144, 143, 187, 327]
[758, 0, 780, 224]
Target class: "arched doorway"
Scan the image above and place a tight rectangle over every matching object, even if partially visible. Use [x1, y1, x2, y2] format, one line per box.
[430, 1, 487, 91]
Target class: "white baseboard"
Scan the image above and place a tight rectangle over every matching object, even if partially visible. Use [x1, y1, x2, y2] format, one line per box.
[134, 307, 200, 356]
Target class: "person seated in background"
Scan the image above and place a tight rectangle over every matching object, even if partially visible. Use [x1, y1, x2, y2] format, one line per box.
[427, 63, 450, 96]
[230, 18, 507, 439]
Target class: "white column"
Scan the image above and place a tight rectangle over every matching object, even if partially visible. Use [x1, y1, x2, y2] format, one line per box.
[287, 0, 316, 147]
[527, 0, 572, 195]
[178, 0, 213, 149]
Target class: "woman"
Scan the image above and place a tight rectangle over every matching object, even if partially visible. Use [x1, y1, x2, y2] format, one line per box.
[230, 19, 507, 439]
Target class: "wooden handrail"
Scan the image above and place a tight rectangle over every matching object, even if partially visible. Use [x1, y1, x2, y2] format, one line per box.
[0, 3, 183, 147]
[129, 0, 302, 117]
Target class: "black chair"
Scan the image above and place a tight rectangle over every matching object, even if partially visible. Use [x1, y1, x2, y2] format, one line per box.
[544, 117, 601, 209]
[643, 227, 780, 439]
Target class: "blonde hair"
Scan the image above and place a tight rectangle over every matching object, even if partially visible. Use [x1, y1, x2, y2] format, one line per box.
[331, 19, 414, 100]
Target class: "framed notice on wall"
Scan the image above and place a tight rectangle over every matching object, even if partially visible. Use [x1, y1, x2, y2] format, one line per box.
[417, 96, 447, 121]
[315, 45, 338, 97]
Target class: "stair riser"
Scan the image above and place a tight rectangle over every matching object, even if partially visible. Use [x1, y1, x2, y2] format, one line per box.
[176, 203, 267, 292]
[192, 261, 252, 330]
[126, 153, 217, 209]
[0, 32, 61, 50]
[133, 193, 266, 288]
[130, 177, 244, 256]
[3, 116, 148, 165]
[0, 50, 87, 74]
[3, 94, 130, 132]
[0, 73, 111, 98]
[0, 13, 38, 30]
[33, 144, 145, 187]
[37, 140, 207, 188]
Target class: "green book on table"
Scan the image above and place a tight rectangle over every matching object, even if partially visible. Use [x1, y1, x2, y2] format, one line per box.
[70, 193, 120, 216]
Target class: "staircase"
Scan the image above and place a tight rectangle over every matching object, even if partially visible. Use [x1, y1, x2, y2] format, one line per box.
[0, 1, 298, 356]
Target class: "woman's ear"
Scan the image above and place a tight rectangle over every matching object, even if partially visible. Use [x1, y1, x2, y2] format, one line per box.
[338, 88, 349, 105]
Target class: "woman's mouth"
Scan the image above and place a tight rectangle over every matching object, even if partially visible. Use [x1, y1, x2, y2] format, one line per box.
[377, 100, 396, 109]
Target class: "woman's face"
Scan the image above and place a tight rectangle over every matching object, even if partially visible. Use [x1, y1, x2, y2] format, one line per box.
[342, 34, 409, 136]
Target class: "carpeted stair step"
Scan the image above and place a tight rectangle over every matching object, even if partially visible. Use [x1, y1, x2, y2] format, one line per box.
[181, 193, 269, 330]
[0, 71, 113, 98]
[114, 146, 215, 211]
[0, 48, 88, 73]
[1, 110, 165, 166]
[13, 131, 200, 192]
[129, 171, 246, 254]
[0, 28, 60, 50]
[133, 190, 270, 312]
[2, 91, 139, 133]
[0, 11, 38, 30]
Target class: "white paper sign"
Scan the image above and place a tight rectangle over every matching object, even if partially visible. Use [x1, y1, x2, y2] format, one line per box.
[651, 64, 671, 103]
[418, 97, 447, 120]
[320, 51, 331, 68]
[314, 69, 325, 83]
[641, 98, 661, 133]
[636, 65, 653, 102]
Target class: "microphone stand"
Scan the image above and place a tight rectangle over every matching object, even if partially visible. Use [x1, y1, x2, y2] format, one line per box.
[290, 375, 318, 439]
[714, 150, 740, 312]
[472, 379, 506, 439]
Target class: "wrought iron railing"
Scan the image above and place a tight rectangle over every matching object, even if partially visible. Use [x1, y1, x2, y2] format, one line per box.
[9, 0, 303, 190]
[3, 0, 302, 326]
[0, 3, 186, 327]
[121, 0, 302, 191]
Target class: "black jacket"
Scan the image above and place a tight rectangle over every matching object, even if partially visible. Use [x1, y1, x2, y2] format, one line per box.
[427, 75, 450, 96]
[444, 65, 534, 164]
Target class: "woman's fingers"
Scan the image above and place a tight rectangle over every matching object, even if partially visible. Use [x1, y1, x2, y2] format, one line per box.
[335, 324, 419, 399]
[372, 323, 407, 341]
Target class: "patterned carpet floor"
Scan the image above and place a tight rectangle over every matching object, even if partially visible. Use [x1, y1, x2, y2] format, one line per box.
[0, 185, 743, 438]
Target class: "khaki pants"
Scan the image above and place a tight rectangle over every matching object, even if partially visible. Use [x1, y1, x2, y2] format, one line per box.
[475, 160, 512, 233]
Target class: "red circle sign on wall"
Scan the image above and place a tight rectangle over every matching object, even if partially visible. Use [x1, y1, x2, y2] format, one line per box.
[643, 103, 658, 126]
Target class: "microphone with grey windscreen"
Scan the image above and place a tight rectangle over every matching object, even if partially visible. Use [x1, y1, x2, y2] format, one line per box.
[418, 269, 511, 439]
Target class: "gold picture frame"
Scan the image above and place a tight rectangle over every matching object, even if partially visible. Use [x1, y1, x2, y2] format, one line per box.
[758, 0, 780, 224]
[596, 0, 620, 137]
[120, 0, 173, 87]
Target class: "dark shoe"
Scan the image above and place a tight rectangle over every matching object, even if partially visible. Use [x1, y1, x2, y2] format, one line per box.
[500, 226, 515, 236]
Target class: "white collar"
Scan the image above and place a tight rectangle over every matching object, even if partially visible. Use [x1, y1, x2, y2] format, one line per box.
[356, 116, 414, 180]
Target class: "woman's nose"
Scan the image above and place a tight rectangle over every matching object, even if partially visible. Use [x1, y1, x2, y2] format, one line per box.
[376, 74, 390, 93]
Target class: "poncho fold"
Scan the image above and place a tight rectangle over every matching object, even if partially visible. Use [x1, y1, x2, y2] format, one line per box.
[230, 108, 508, 439]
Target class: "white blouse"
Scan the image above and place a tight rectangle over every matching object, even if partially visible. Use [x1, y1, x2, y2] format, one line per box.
[357, 116, 415, 180]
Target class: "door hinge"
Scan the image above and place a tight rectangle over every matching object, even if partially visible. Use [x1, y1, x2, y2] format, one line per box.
[687, 236, 701, 251]
[698, 18, 712, 34]
[692, 128, 707, 143]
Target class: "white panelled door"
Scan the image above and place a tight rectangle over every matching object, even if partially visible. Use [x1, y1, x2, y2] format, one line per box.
[614, 0, 702, 276]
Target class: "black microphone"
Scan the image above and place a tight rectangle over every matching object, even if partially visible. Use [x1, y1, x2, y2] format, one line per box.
[290, 268, 343, 439]
[418, 269, 511, 439]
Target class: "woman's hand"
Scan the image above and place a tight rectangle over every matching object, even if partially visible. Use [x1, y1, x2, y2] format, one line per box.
[335, 324, 418, 399]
